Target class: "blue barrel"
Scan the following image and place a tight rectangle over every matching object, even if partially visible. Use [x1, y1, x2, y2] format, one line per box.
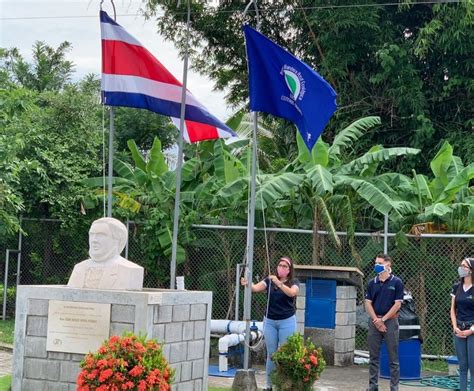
[380, 339, 421, 380]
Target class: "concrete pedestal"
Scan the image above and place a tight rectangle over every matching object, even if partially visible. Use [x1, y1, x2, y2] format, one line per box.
[305, 285, 357, 366]
[294, 265, 362, 367]
[13, 285, 212, 391]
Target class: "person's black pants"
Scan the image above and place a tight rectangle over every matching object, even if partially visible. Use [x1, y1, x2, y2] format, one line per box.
[367, 318, 400, 391]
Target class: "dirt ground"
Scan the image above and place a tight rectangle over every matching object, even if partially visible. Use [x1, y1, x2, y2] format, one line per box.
[208, 364, 445, 390]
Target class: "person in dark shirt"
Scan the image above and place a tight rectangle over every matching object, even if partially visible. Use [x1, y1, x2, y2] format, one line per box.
[450, 257, 474, 391]
[365, 254, 404, 391]
[241, 256, 299, 391]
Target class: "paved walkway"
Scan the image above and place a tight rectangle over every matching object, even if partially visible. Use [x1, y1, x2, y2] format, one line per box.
[208, 364, 445, 390]
[0, 349, 445, 390]
[0, 349, 12, 377]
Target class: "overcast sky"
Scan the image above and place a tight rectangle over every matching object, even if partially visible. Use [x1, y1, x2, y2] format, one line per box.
[0, 0, 231, 120]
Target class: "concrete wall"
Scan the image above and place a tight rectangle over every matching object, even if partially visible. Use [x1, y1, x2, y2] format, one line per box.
[13, 286, 212, 391]
[296, 283, 306, 335]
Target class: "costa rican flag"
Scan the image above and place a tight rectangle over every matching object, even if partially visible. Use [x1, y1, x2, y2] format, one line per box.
[100, 11, 236, 143]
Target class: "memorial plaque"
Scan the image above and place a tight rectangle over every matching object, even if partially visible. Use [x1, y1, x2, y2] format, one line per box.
[46, 300, 111, 354]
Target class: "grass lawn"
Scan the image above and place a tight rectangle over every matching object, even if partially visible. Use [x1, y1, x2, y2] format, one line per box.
[0, 319, 14, 345]
[422, 359, 449, 373]
[0, 375, 11, 391]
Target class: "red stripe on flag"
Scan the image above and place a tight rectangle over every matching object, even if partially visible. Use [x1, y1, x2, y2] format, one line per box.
[185, 120, 219, 143]
[102, 40, 181, 86]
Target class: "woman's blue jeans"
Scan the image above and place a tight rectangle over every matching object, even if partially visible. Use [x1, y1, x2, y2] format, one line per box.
[263, 315, 296, 387]
[454, 333, 474, 391]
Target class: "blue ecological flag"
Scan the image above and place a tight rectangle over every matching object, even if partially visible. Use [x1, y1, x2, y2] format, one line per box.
[243, 25, 337, 152]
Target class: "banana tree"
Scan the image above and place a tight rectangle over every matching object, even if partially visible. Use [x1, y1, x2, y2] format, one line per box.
[290, 116, 420, 264]
[376, 141, 474, 342]
[379, 141, 474, 233]
[421, 141, 474, 233]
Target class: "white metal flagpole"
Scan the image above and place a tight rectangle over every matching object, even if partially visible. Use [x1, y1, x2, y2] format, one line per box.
[102, 0, 117, 218]
[170, 0, 191, 289]
[242, 111, 258, 369]
[241, 0, 262, 374]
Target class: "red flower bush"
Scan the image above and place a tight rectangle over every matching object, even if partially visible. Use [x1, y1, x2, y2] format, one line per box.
[77, 334, 174, 391]
[271, 333, 326, 391]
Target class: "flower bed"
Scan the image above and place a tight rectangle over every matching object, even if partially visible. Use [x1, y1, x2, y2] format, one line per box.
[77, 333, 174, 391]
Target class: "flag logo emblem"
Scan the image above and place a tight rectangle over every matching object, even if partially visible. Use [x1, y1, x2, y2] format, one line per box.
[284, 69, 301, 100]
[282, 65, 305, 101]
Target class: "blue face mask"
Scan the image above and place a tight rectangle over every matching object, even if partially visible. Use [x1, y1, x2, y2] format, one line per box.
[374, 264, 386, 274]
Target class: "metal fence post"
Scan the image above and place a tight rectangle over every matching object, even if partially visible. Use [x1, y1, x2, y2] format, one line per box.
[125, 219, 130, 259]
[3, 249, 21, 321]
[2, 250, 9, 321]
[235, 263, 245, 321]
[16, 224, 23, 287]
[384, 214, 389, 254]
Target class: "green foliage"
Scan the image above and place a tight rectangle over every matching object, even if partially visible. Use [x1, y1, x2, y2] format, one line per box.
[0, 285, 16, 320]
[1, 41, 74, 91]
[389, 141, 474, 233]
[271, 333, 326, 391]
[0, 88, 27, 234]
[0, 43, 104, 225]
[328, 116, 381, 159]
[114, 106, 178, 152]
[421, 359, 448, 373]
[0, 374, 12, 391]
[12, 86, 103, 222]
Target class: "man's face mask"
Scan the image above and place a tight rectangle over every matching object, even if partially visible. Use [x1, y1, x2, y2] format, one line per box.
[374, 264, 386, 274]
[458, 266, 471, 278]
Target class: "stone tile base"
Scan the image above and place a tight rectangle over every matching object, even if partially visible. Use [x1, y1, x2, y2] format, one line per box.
[13, 286, 212, 391]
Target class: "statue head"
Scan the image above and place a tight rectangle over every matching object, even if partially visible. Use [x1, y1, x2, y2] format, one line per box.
[88, 217, 127, 262]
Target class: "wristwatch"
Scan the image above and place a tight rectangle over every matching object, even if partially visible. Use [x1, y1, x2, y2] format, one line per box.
[470, 325, 474, 332]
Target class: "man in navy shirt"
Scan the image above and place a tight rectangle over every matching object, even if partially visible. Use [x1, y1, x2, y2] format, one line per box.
[365, 254, 404, 391]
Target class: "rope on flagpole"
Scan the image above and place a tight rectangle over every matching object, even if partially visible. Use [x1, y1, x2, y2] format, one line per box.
[243, 0, 261, 29]
[100, 0, 116, 20]
[102, 106, 106, 217]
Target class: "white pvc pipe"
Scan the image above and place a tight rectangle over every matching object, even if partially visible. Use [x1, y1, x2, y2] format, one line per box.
[218, 331, 262, 372]
[211, 319, 264, 334]
[219, 334, 245, 372]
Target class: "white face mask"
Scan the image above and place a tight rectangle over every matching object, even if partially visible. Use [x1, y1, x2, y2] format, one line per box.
[458, 267, 471, 278]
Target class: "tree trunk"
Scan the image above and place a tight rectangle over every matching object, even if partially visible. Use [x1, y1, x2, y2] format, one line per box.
[312, 203, 320, 265]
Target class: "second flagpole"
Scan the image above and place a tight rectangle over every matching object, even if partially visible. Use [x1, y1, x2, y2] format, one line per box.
[170, 0, 191, 289]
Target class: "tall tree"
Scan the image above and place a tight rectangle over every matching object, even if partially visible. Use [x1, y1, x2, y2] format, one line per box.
[1, 41, 74, 92]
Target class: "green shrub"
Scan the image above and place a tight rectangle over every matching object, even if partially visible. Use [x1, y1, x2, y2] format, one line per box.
[0, 285, 16, 319]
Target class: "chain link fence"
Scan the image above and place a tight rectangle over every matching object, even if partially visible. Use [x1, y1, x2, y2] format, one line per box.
[2, 218, 473, 355]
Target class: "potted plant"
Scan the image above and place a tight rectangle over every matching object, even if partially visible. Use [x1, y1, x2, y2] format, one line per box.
[271, 333, 326, 391]
[77, 333, 174, 391]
